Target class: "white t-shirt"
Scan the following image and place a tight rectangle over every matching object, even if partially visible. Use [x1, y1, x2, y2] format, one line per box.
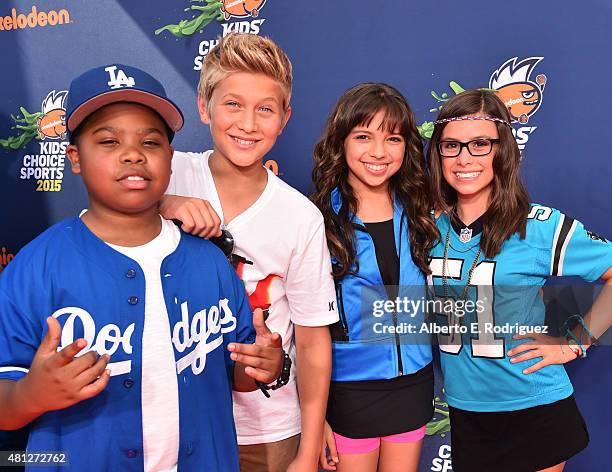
[109, 218, 181, 471]
[167, 150, 338, 444]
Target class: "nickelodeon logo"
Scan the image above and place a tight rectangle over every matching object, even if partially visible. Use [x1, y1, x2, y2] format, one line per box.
[0, 247, 15, 273]
[0, 6, 70, 31]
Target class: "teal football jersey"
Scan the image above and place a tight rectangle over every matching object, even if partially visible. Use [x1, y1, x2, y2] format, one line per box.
[428, 205, 612, 412]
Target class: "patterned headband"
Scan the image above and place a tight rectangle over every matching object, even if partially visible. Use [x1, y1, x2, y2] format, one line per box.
[433, 115, 511, 127]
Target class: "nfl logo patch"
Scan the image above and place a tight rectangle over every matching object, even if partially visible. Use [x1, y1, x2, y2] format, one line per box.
[460, 228, 473, 243]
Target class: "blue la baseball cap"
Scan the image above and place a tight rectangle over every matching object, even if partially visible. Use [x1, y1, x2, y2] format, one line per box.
[65, 64, 184, 141]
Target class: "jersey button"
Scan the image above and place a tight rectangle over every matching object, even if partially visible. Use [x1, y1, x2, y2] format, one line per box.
[123, 378, 134, 389]
[125, 269, 136, 278]
[186, 441, 194, 455]
[127, 296, 139, 305]
[126, 449, 137, 459]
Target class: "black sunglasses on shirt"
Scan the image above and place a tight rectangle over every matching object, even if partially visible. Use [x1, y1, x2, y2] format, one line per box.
[210, 229, 235, 259]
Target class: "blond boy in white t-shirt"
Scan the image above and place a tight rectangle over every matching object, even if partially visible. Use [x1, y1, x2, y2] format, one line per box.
[160, 33, 338, 472]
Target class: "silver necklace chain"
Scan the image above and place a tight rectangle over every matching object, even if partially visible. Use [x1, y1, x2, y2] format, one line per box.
[442, 219, 482, 305]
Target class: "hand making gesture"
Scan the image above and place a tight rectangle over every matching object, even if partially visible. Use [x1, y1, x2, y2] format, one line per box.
[0, 316, 111, 430]
[20, 317, 111, 413]
[229, 308, 285, 391]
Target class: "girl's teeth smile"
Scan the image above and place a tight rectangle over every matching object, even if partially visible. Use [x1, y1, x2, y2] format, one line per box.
[364, 163, 388, 172]
[126, 176, 144, 181]
[455, 171, 481, 179]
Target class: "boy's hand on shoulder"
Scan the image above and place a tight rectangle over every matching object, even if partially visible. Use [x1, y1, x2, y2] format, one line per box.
[229, 308, 283, 384]
[159, 194, 222, 238]
[20, 317, 111, 415]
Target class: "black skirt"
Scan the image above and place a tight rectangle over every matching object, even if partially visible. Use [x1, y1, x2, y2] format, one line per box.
[449, 394, 589, 472]
[326, 363, 434, 438]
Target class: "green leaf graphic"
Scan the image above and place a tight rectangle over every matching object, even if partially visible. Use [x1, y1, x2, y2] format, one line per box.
[425, 396, 451, 436]
[449, 81, 465, 95]
[0, 107, 43, 151]
[417, 121, 435, 140]
[418, 80, 468, 140]
[155, 1, 223, 37]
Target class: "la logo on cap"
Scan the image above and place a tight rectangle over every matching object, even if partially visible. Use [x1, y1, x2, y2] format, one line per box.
[105, 65, 135, 89]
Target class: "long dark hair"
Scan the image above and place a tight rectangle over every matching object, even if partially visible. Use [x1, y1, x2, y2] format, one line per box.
[312, 83, 439, 278]
[427, 89, 531, 258]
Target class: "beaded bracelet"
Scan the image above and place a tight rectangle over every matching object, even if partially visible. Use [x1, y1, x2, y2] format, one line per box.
[255, 351, 292, 398]
[563, 314, 599, 358]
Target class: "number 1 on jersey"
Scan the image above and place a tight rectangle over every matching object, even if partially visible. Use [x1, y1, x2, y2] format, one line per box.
[429, 258, 505, 358]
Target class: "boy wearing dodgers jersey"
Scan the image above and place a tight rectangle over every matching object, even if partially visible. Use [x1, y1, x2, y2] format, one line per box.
[160, 34, 338, 472]
[0, 64, 283, 472]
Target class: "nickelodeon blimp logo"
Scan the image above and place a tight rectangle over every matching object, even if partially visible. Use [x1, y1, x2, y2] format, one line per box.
[38, 91, 68, 140]
[489, 57, 547, 124]
[221, 0, 267, 20]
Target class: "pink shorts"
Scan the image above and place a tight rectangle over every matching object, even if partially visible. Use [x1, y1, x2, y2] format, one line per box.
[333, 426, 426, 454]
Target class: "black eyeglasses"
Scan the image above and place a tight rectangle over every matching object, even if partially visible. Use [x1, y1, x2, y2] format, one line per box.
[438, 138, 500, 158]
[210, 228, 235, 259]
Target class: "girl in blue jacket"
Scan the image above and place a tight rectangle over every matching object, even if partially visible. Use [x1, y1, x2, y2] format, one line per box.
[312, 83, 439, 472]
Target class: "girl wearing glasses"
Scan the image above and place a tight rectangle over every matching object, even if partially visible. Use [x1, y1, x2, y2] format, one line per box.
[426, 89, 612, 472]
[312, 83, 439, 472]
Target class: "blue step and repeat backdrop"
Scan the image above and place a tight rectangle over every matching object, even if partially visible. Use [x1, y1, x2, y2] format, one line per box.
[1, 1, 610, 470]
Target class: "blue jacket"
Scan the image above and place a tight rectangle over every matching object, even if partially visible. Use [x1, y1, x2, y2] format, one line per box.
[329, 188, 432, 381]
[0, 217, 253, 471]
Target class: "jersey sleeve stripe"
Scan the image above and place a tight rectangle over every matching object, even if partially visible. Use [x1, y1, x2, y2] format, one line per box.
[550, 213, 565, 275]
[551, 215, 577, 276]
[0, 366, 29, 374]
